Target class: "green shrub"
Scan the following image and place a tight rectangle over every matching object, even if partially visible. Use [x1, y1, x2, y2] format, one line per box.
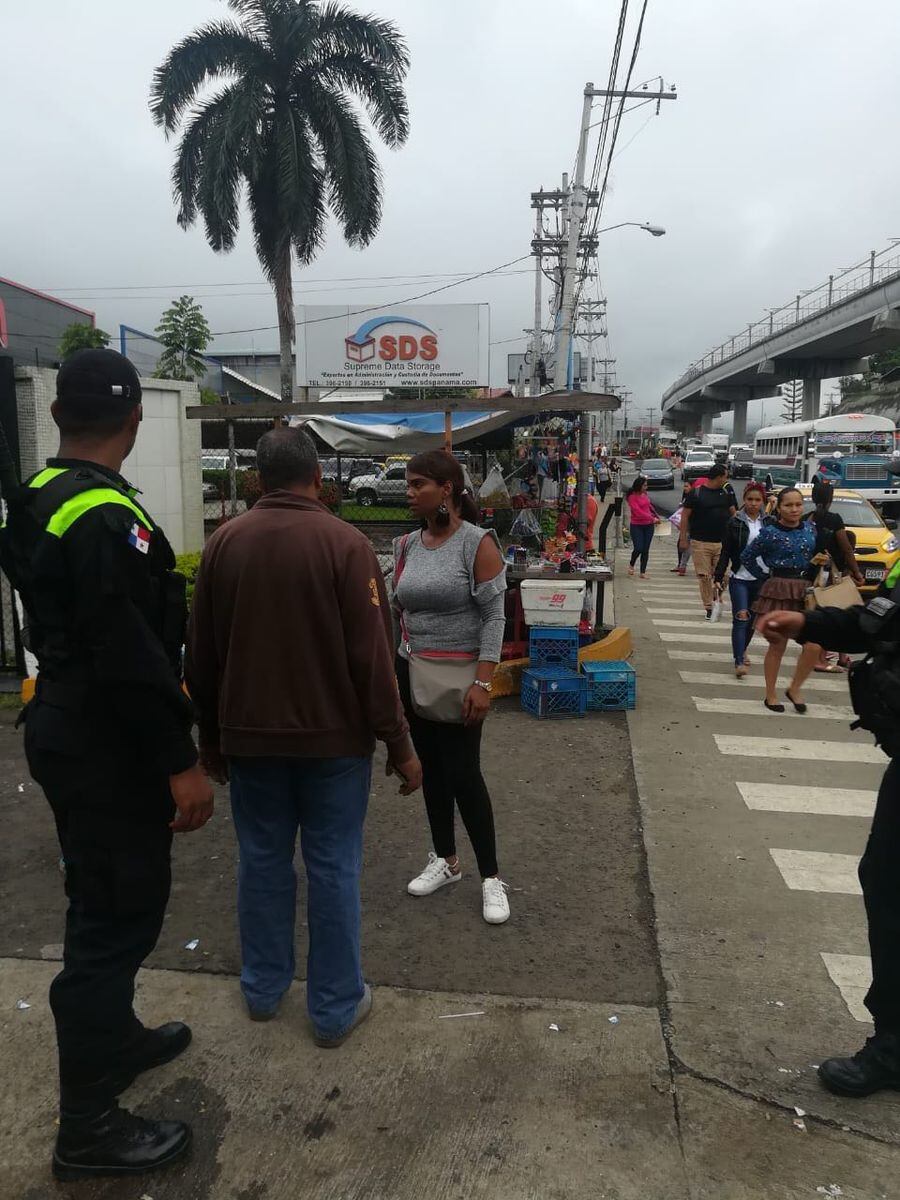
[175, 551, 202, 604]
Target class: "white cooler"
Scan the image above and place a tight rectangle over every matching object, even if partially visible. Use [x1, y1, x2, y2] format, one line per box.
[519, 579, 586, 627]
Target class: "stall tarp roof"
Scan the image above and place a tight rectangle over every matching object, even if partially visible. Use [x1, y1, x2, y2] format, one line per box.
[293, 409, 515, 453]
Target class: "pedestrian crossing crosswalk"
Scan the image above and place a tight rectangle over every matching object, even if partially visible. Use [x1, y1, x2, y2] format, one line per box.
[694, 697, 855, 720]
[769, 849, 862, 895]
[624, 555, 883, 1027]
[736, 782, 876, 817]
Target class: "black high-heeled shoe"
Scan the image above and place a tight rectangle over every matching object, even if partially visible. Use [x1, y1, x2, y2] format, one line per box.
[764, 699, 785, 713]
[785, 689, 807, 714]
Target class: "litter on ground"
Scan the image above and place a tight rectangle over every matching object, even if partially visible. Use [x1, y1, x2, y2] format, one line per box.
[15, 1000, 31, 1010]
[184, 939, 200, 951]
[437, 1011, 485, 1020]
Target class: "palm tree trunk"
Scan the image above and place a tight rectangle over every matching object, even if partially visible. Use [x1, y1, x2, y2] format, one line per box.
[275, 243, 294, 406]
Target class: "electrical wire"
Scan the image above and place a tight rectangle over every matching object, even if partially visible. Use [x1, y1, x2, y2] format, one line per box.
[13, 252, 533, 342]
[41, 267, 534, 296]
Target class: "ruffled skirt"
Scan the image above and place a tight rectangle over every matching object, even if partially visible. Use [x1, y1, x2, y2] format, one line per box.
[752, 576, 807, 616]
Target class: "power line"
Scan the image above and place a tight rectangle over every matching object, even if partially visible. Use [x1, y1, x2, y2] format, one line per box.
[40, 267, 534, 295]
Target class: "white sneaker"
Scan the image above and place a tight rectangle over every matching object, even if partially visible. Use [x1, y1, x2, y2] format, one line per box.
[407, 852, 462, 897]
[482, 877, 510, 924]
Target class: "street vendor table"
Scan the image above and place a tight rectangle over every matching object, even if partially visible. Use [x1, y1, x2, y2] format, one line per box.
[503, 563, 615, 655]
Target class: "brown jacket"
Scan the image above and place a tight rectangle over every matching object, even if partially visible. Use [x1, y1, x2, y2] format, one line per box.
[185, 492, 411, 762]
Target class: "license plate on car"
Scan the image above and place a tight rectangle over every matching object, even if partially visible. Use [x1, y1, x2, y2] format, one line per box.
[865, 566, 886, 580]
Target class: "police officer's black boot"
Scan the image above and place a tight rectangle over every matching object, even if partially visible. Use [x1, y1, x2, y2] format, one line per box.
[111, 1021, 193, 1095]
[818, 1032, 900, 1097]
[52, 1101, 191, 1180]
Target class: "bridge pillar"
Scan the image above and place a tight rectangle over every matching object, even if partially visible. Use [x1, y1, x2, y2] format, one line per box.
[802, 377, 821, 422]
[731, 399, 748, 444]
[700, 412, 713, 435]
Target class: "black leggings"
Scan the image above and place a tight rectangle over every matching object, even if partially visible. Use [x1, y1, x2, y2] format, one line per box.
[396, 656, 499, 878]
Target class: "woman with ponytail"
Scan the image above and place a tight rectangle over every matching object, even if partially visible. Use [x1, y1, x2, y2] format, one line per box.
[391, 451, 511, 925]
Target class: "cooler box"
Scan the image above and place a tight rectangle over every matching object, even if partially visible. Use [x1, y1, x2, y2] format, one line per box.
[519, 579, 586, 628]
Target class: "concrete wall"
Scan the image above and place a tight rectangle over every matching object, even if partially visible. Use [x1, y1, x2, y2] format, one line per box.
[13, 368, 203, 554]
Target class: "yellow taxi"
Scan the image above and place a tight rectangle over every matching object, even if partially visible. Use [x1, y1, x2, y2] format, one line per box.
[796, 485, 900, 595]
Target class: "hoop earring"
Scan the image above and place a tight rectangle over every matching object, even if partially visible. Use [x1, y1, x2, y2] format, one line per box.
[435, 502, 451, 528]
[437, 503, 449, 515]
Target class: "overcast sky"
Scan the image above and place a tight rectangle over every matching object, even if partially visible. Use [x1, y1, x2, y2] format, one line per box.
[4, 0, 899, 429]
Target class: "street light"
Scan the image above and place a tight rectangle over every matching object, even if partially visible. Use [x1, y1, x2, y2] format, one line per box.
[596, 221, 666, 237]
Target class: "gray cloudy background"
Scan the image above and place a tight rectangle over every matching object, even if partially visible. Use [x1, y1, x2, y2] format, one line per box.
[3, 0, 899, 428]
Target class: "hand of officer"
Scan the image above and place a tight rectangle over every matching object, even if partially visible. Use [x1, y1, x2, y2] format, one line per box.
[169, 764, 215, 832]
[386, 753, 423, 796]
[199, 744, 228, 785]
[756, 610, 806, 644]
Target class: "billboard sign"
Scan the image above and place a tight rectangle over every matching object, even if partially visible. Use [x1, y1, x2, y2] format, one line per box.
[298, 304, 490, 389]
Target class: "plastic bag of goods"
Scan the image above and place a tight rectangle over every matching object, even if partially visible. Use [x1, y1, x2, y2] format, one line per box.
[478, 466, 511, 509]
[509, 507, 543, 543]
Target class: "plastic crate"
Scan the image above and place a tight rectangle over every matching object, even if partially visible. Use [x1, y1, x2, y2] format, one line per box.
[581, 660, 636, 711]
[529, 626, 580, 671]
[521, 667, 587, 719]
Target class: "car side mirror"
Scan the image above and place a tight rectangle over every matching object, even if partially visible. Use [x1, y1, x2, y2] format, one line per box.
[885, 518, 898, 531]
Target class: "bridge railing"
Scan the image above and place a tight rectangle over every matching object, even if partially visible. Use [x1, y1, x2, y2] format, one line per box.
[668, 243, 900, 396]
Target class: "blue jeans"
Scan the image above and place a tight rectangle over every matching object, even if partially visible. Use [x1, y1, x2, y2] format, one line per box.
[629, 523, 655, 573]
[729, 575, 761, 667]
[229, 755, 371, 1036]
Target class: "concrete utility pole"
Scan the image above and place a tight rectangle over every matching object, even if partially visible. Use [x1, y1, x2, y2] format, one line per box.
[531, 202, 543, 398]
[554, 85, 595, 393]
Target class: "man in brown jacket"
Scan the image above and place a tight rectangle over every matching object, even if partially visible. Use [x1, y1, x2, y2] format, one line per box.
[186, 427, 420, 1045]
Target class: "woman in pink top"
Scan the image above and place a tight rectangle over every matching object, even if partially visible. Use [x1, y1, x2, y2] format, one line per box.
[625, 476, 661, 578]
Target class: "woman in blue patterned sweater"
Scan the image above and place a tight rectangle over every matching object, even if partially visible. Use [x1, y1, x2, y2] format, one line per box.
[740, 487, 823, 713]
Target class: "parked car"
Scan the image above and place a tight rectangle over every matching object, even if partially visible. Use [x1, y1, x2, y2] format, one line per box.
[639, 457, 675, 489]
[729, 448, 754, 479]
[797, 485, 900, 595]
[320, 457, 382, 494]
[201, 450, 256, 502]
[351, 465, 411, 508]
[682, 450, 716, 483]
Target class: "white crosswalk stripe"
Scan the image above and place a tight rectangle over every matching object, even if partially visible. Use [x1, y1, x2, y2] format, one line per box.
[646, 611, 731, 619]
[680, 671, 846, 693]
[659, 631, 753, 645]
[736, 782, 876, 818]
[714, 734, 887, 763]
[820, 954, 872, 1023]
[653, 619, 731, 629]
[769, 849, 861, 895]
[693, 696, 855, 721]
[666, 648, 800, 662]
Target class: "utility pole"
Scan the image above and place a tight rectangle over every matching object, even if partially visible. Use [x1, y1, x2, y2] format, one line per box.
[554, 84, 594, 393]
[531, 201, 543, 398]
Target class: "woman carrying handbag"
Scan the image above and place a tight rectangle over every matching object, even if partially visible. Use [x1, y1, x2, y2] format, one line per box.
[392, 451, 510, 925]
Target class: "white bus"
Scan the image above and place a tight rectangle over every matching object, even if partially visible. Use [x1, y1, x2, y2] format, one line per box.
[752, 413, 900, 505]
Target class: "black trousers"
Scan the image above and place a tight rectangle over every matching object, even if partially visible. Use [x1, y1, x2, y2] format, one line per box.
[597, 481, 609, 502]
[860, 757, 900, 1032]
[396, 657, 499, 878]
[25, 700, 174, 1112]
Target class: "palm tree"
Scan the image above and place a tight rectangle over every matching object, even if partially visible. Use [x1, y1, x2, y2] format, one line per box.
[151, 0, 410, 402]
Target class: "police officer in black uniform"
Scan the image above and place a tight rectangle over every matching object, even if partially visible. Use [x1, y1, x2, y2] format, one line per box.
[1, 349, 214, 1180]
[759, 556, 900, 1099]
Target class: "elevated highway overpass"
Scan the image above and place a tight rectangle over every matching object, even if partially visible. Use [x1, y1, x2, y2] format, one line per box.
[661, 245, 900, 440]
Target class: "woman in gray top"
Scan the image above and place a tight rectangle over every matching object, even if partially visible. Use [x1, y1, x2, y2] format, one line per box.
[393, 451, 510, 924]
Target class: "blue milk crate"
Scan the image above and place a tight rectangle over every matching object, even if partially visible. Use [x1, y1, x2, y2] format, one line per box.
[581, 660, 637, 711]
[529, 626, 580, 671]
[521, 667, 587, 719]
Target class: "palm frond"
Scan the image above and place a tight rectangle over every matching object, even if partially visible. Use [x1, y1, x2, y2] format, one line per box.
[150, 20, 267, 133]
[307, 54, 409, 145]
[310, 3, 410, 75]
[197, 112, 244, 251]
[300, 83, 381, 246]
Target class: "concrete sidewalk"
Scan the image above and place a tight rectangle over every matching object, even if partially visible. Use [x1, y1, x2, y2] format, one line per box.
[4, 958, 900, 1199]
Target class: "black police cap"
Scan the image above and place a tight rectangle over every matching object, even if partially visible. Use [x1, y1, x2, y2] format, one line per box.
[56, 349, 142, 414]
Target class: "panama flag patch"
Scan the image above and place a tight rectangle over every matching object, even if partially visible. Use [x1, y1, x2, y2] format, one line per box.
[128, 522, 151, 554]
